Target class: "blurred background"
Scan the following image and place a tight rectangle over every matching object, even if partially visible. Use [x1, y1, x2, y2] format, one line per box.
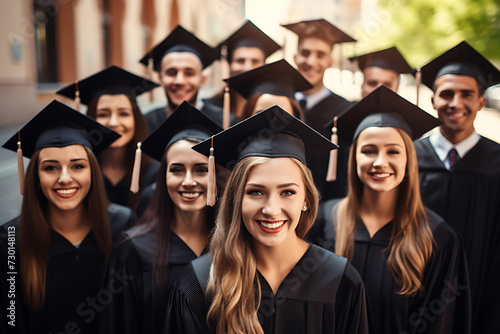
[1, 0, 499, 223]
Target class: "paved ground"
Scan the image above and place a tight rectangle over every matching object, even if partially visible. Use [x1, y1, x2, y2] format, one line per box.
[1, 106, 499, 226]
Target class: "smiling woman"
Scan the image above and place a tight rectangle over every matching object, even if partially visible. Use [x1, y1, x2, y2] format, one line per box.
[0, 101, 136, 334]
[166, 106, 371, 334]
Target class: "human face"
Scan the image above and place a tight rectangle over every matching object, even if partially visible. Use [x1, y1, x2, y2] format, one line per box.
[166, 140, 209, 213]
[356, 127, 407, 194]
[294, 37, 333, 92]
[242, 158, 307, 248]
[253, 94, 293, 116]
[361, 67, 400, 98]
[432, 74, 485, 142]
[229, 47, 266, 76]
[95, 94, 135, 148]
[159, 52, 206, 109]
[38, 145, 92, 213]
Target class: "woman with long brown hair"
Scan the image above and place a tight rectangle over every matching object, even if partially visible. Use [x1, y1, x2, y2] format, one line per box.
[99, 102, 222, 334]
[166, 106, 370, 334]
[0, 101, 135, 334]
[320, 86, 471, 334]
[57, 65, 160, 210]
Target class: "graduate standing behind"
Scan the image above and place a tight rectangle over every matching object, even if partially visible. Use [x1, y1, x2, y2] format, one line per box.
[166, 106, 370, 334]
[415, 41, 500, 333]
[320, 86, 470, 334]
[0, 101, 136, 334]
[57, 65, 160, 210]
[99, 102, 222, 334]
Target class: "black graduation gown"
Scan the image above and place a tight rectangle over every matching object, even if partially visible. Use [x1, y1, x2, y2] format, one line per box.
[99, 225, 205, 334]
[415, 136, 500, 333]
[0, 204, 135, 334]
[166, 244, 371, 334]
[103, 161, 159, 209]
[320, 200, 471, 334]
[144, 100, 237, 133]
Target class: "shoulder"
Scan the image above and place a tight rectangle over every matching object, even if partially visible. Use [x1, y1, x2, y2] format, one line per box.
[425, 209, 462, 253]
[107, 204, 137, 241]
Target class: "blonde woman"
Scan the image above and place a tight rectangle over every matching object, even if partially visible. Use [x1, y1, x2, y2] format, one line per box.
[320, 86, 471, 334]
[166, 106, 370, 333]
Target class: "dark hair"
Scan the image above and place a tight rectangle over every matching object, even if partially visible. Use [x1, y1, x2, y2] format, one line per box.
[87, 94, 151, 209]
[241, 94, 304, 121]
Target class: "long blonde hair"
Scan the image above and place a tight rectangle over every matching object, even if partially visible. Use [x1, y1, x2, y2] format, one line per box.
[335, 128, 434, 296]
[19, 146, 111, 310]
[206, 156, 319, 333]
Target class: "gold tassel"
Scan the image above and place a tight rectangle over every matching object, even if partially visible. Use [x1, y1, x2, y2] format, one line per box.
[415, 69, 422, 107]
[130, 142, 142, 193]
[207, 137, 217, 206]
[326, 116, 338, 182]
[74, 80, 80, 112]
[147, 57, 155, 103]
[17, 131, 25, 195]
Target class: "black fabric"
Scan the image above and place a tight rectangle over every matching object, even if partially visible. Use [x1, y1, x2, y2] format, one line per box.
[99, 226, 206, 334]
[320, 200, 471, 334]
[301, 90, 352, 202]
[103, 161, 159, 208]
[166, 244, 371, 334]
[415, 136, 500, 333]
[0, 205, 135, 334]
[144, 101, 236, 134]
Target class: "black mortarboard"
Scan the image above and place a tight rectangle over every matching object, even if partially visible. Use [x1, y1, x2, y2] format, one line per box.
[349, 47, 413, 74]
[419, 41, 500, 90]
[193, 105, 337, 171]
[281, 19, 356, 46]
[223, 59, 312, 99]
[2, 100, 120, 158]
[141, 101, 223, 162]
[217, 20, 281, 61]
[139, 25, 219, 71]
[327, 85, 441, 142]
[56, 65, 159, 105]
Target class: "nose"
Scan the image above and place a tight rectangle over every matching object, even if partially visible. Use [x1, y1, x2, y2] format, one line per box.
[58, 167, 72, 184]
[373, 153, 388, 168]
[181, 171, 196, 187]
[173, 72, 185, 84]
[305, 54, 315, 66]
[262, 195, 281, 217]
[242, 60, 254, 72]
[108, 112, 119, 127]
[449, 94, 462, 109]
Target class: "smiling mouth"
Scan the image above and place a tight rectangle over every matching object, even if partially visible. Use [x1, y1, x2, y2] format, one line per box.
[54, 188, 78, 198]
[180, 192, 202, 200]
[258, 220, 285, 229]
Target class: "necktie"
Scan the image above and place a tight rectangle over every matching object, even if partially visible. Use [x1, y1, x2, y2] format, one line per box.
[298, 98, 307, 111]
[448, 148, 459, 169]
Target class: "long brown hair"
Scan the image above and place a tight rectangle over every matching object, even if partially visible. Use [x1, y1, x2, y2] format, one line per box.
[87, 94, 151, 209]
[206, 156, 319, 333]
[19, 146, 111, 310]
[133, 138, 216, 287]
[335, 128, 434, 296]
[241, 94, 304, 121]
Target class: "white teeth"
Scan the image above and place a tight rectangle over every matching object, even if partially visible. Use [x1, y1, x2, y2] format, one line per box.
[56, 188, 77, 195]
[259, 221, 285, 229]
[181, 192, 201, 199]
[373, 173, 390, 178]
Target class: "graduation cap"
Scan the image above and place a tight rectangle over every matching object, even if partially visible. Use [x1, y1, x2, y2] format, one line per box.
[56, 65, 159, 108]
[349, 47, 413, 74]
[139, 25, 219, 72]
[224, 59, 312, 99]
[217, 20, 281, 62]
[419, 41, 500, 90]
[129, 101, 223, 200]
[281, 19, 356, 46]
[2, 100, 120, 194]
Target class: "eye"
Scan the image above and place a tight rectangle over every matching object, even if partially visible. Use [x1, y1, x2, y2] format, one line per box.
[169, 167, 184, 173]
[42, 165, 58, 171]
[96, 112, 109, 118]
[361, 149, 376, 155]
[388, 150, 401, 155]
[72, 164, 86, 170]
[246, 189, 263, 196]
[119, 111, 132, 117]
[195, 167, 208, 174]
[281, 189, 296, 196]
[165, 69, 177, 76]
[184, 69, 196, 77]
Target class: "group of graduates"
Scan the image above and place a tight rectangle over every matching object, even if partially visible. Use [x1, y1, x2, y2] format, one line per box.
[0, 16, 499, 334]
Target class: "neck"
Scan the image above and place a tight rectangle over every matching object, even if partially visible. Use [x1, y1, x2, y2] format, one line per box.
[48, 205, 91, 240]
[170, 207, 209, 256]
[230, 90, 247, 118]
[100, 146, 128, 168]
[302, 83, 324, 96]
[359, 187, 398, 236]
[440, 126, 473, 145]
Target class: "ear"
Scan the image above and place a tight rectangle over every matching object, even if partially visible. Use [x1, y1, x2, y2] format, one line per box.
[293, 53, 299, 66]
[431, 95, 435, 108]
[201, 74, 207, 86]
[478, 94, 486, 110]
[327, 56, 334, 68]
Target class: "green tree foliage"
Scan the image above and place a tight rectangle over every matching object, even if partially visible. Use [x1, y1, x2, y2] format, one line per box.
[354, 0, 500, 67]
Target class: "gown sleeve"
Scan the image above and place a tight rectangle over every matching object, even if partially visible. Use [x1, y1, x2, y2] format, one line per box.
[164, 262, 209, 334]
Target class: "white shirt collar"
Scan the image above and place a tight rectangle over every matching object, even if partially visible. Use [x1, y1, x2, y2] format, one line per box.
[429, 129, 480, 168]
[295, 86, 331, 110]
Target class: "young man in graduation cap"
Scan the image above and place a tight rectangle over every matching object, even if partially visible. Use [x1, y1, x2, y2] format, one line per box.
[205, 20, 281, 119]
[415, 40, 500, 334]
[281, 19, 356, 201]
[349, 46, 413, 98]
[139, 26, 234, 132]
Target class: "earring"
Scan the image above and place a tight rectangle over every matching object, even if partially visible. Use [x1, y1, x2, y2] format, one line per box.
[302, 206, 307, 211]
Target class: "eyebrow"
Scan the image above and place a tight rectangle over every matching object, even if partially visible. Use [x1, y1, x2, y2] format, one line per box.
[246, 182, 300, 189]
[41, 158, 88, 164]
[361, 143, 404, 148]
[169, 163, 208, 167]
